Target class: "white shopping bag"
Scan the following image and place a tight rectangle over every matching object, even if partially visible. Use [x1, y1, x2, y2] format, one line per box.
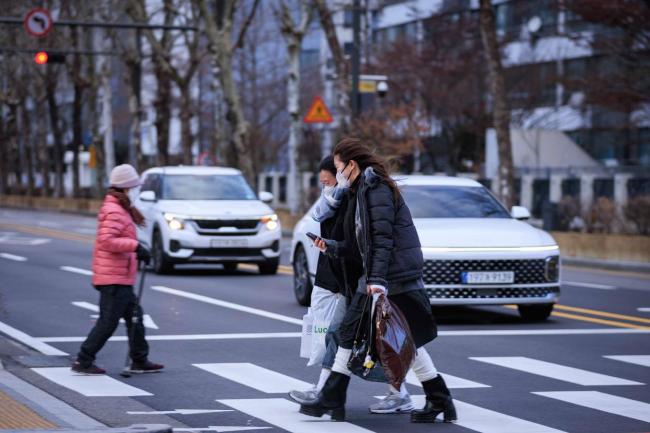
[308, 286, 340, 366]
[300, 308, 313, 359]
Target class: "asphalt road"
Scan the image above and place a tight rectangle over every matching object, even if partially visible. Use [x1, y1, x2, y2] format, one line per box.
[1, 207, 649, 433]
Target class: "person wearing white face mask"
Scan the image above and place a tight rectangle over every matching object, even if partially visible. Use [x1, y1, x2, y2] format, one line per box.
[290, 156, 414, 414]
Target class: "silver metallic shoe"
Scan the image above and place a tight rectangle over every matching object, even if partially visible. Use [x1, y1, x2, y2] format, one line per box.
[288, 386, 319, 404]
[369, 392, 415, 414]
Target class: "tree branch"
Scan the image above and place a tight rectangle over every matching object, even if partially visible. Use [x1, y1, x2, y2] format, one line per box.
[232, 0, 260, 51]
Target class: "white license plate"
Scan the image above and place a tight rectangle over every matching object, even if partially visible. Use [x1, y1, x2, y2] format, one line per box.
[462, 271, 514, 284]
[211, 239, 248, 247]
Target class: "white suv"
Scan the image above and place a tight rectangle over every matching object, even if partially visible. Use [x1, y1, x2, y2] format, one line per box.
[291, 176, 561, 321]
[135, 166, 281, 274]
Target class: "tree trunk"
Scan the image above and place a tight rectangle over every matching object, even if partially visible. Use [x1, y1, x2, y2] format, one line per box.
[72, 76, 83, 198]
[0, 109, 7, 195]
[479, 0, 514, 209]
[37, 99, 50, 196]
[179, 81, 194, 165]
[20, 99, 35, 196]
[46, 68, 65, 198]
[8, 103, 23, 194]
[197, 0, 256, 185]
[314, 0, 351, 131]
[154, 64, 171, 166]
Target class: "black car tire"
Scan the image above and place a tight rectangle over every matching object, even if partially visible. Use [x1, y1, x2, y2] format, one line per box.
[293, 244, 313, 306]
[152, 230, 174, 274]
[518, 303, 554, 322]
[258, 257, 279, 275]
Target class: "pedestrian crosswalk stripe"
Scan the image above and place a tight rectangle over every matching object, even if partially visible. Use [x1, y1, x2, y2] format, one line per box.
[399, 395, 567, 433]
[405, 370, 490, 388]
[32, 368, 152, 397]
[218, 398, 376, 433]
[193, 363, 312, 394]
[61, 266, 93, 276]
[0, 320, 67, 356]
[470, 356, 643, 386]
[533, 391, 650, 423]
[604, 355, 650, 367]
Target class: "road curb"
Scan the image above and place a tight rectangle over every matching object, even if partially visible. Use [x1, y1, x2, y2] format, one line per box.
[562, 256, 650, 274]
[8, 425, 172, 433]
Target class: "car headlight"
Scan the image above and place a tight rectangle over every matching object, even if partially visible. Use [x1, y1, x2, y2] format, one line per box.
[544, 255, 560, 282]
[164, 213, 185, 230]
[261, 214, 279, 230]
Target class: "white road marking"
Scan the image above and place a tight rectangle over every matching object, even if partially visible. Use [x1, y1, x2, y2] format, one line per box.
[564, 281, 616, 290]
[61, 266, 93, 276]
[127, 409, 233, 415]
[534, 391, 650, 423]
[219, 398, 376, 433]
[151, 286, 302, 326]
[32, 367, 152, 397]
[638, 308, 650, 313]
[72, 301, 159, 330]
[194, 363, 312, 394]
[38, 332, 301, 343]
[405, 370, 489, 388]
[471, 357, 643, 386]
[0, 252, 27, 261]
[0, 232, 50, 245]
[36, 327, 650, 343]
[604, 355, 650, 367]
[405, 395, 567, 433]
[174, 427, 271, 432]
[0, 320, 68, 356]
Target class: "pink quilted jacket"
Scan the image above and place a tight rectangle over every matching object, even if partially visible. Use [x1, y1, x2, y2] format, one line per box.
[92, 195, 139, 286]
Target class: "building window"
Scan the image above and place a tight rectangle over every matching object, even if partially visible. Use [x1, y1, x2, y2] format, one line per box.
[343, 8, 353, 28]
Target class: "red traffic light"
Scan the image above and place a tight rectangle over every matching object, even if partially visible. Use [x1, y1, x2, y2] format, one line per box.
[34, 51, 48, 64]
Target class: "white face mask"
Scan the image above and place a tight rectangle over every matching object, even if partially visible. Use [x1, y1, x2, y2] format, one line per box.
[335, 167, 350, 189]
[322, 184, 335, 195]
[128, 189, 140, 203]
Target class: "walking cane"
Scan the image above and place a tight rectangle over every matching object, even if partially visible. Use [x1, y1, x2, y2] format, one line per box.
[120, 260, 147, 378]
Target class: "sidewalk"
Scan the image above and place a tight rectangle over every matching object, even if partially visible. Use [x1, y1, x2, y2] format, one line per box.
[0, 337, 171, 433]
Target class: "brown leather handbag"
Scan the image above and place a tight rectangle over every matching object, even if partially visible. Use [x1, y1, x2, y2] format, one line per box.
[375, 294, 416, 389]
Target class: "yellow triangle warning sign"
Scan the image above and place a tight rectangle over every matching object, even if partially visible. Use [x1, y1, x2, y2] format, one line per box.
[304, 96, 333, 124]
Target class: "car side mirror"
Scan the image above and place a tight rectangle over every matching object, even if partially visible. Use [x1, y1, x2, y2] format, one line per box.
[259, 191, 273, 204]
[139, 190, 156, 202]
[511, 205, 531, 220]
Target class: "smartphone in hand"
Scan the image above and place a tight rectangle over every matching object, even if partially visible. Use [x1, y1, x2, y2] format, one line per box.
[306, 232, 320, 242]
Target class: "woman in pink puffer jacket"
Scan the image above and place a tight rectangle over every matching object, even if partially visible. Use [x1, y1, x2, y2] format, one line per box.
[72, 164, 164, 375]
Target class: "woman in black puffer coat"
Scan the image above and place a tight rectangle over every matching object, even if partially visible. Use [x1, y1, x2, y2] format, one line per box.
[300, 138, 457, 424]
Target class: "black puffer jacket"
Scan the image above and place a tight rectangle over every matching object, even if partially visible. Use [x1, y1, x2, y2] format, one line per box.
[327, 167, 423, 292]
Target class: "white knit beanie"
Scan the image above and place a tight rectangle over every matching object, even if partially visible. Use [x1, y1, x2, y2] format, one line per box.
[109, 164, 140, 189]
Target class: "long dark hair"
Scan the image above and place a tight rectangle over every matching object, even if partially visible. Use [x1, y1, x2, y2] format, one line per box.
[107, 187, 145, 226]
[333, 138, 400, 199]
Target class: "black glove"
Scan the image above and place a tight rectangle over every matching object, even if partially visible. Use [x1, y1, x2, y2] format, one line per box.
[136, 243, 151, 264]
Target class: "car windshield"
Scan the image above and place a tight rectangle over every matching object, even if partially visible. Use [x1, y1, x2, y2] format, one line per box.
[401, 185, 511, 218]
[161, 174, 257, 200]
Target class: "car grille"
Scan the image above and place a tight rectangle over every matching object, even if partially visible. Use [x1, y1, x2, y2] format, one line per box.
[426, 286, 559, 299]
[192, 219, 259, 230]
[423, 259, 551, 285]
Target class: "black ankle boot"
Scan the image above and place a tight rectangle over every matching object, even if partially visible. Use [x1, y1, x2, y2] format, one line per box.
[411, 375, 457, 423]
[299, 372, 350, 421]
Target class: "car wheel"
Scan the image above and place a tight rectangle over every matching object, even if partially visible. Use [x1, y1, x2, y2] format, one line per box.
[258, 257, 279, 275]
[152, 230, 174, 274]
[293, 245, 312, 306]
[223, 262, 238, 272]
[518, 303, 554, 322]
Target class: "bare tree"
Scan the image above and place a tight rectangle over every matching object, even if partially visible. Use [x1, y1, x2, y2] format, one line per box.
[276, 0, 313, 213]
[196, 0, 260, 184]
[128, 0, 204, 165]
[479, 0, 515, 208]
[313, 0, 351, 130]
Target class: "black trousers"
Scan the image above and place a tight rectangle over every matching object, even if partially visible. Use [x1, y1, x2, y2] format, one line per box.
[77, 284, 148, 366]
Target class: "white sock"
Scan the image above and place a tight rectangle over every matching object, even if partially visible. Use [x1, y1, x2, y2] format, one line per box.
[412, 347, 438, 383]
[331, 348, 352, 376]
[316, 368, 331, 391]
[388, 382, 409, 397]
